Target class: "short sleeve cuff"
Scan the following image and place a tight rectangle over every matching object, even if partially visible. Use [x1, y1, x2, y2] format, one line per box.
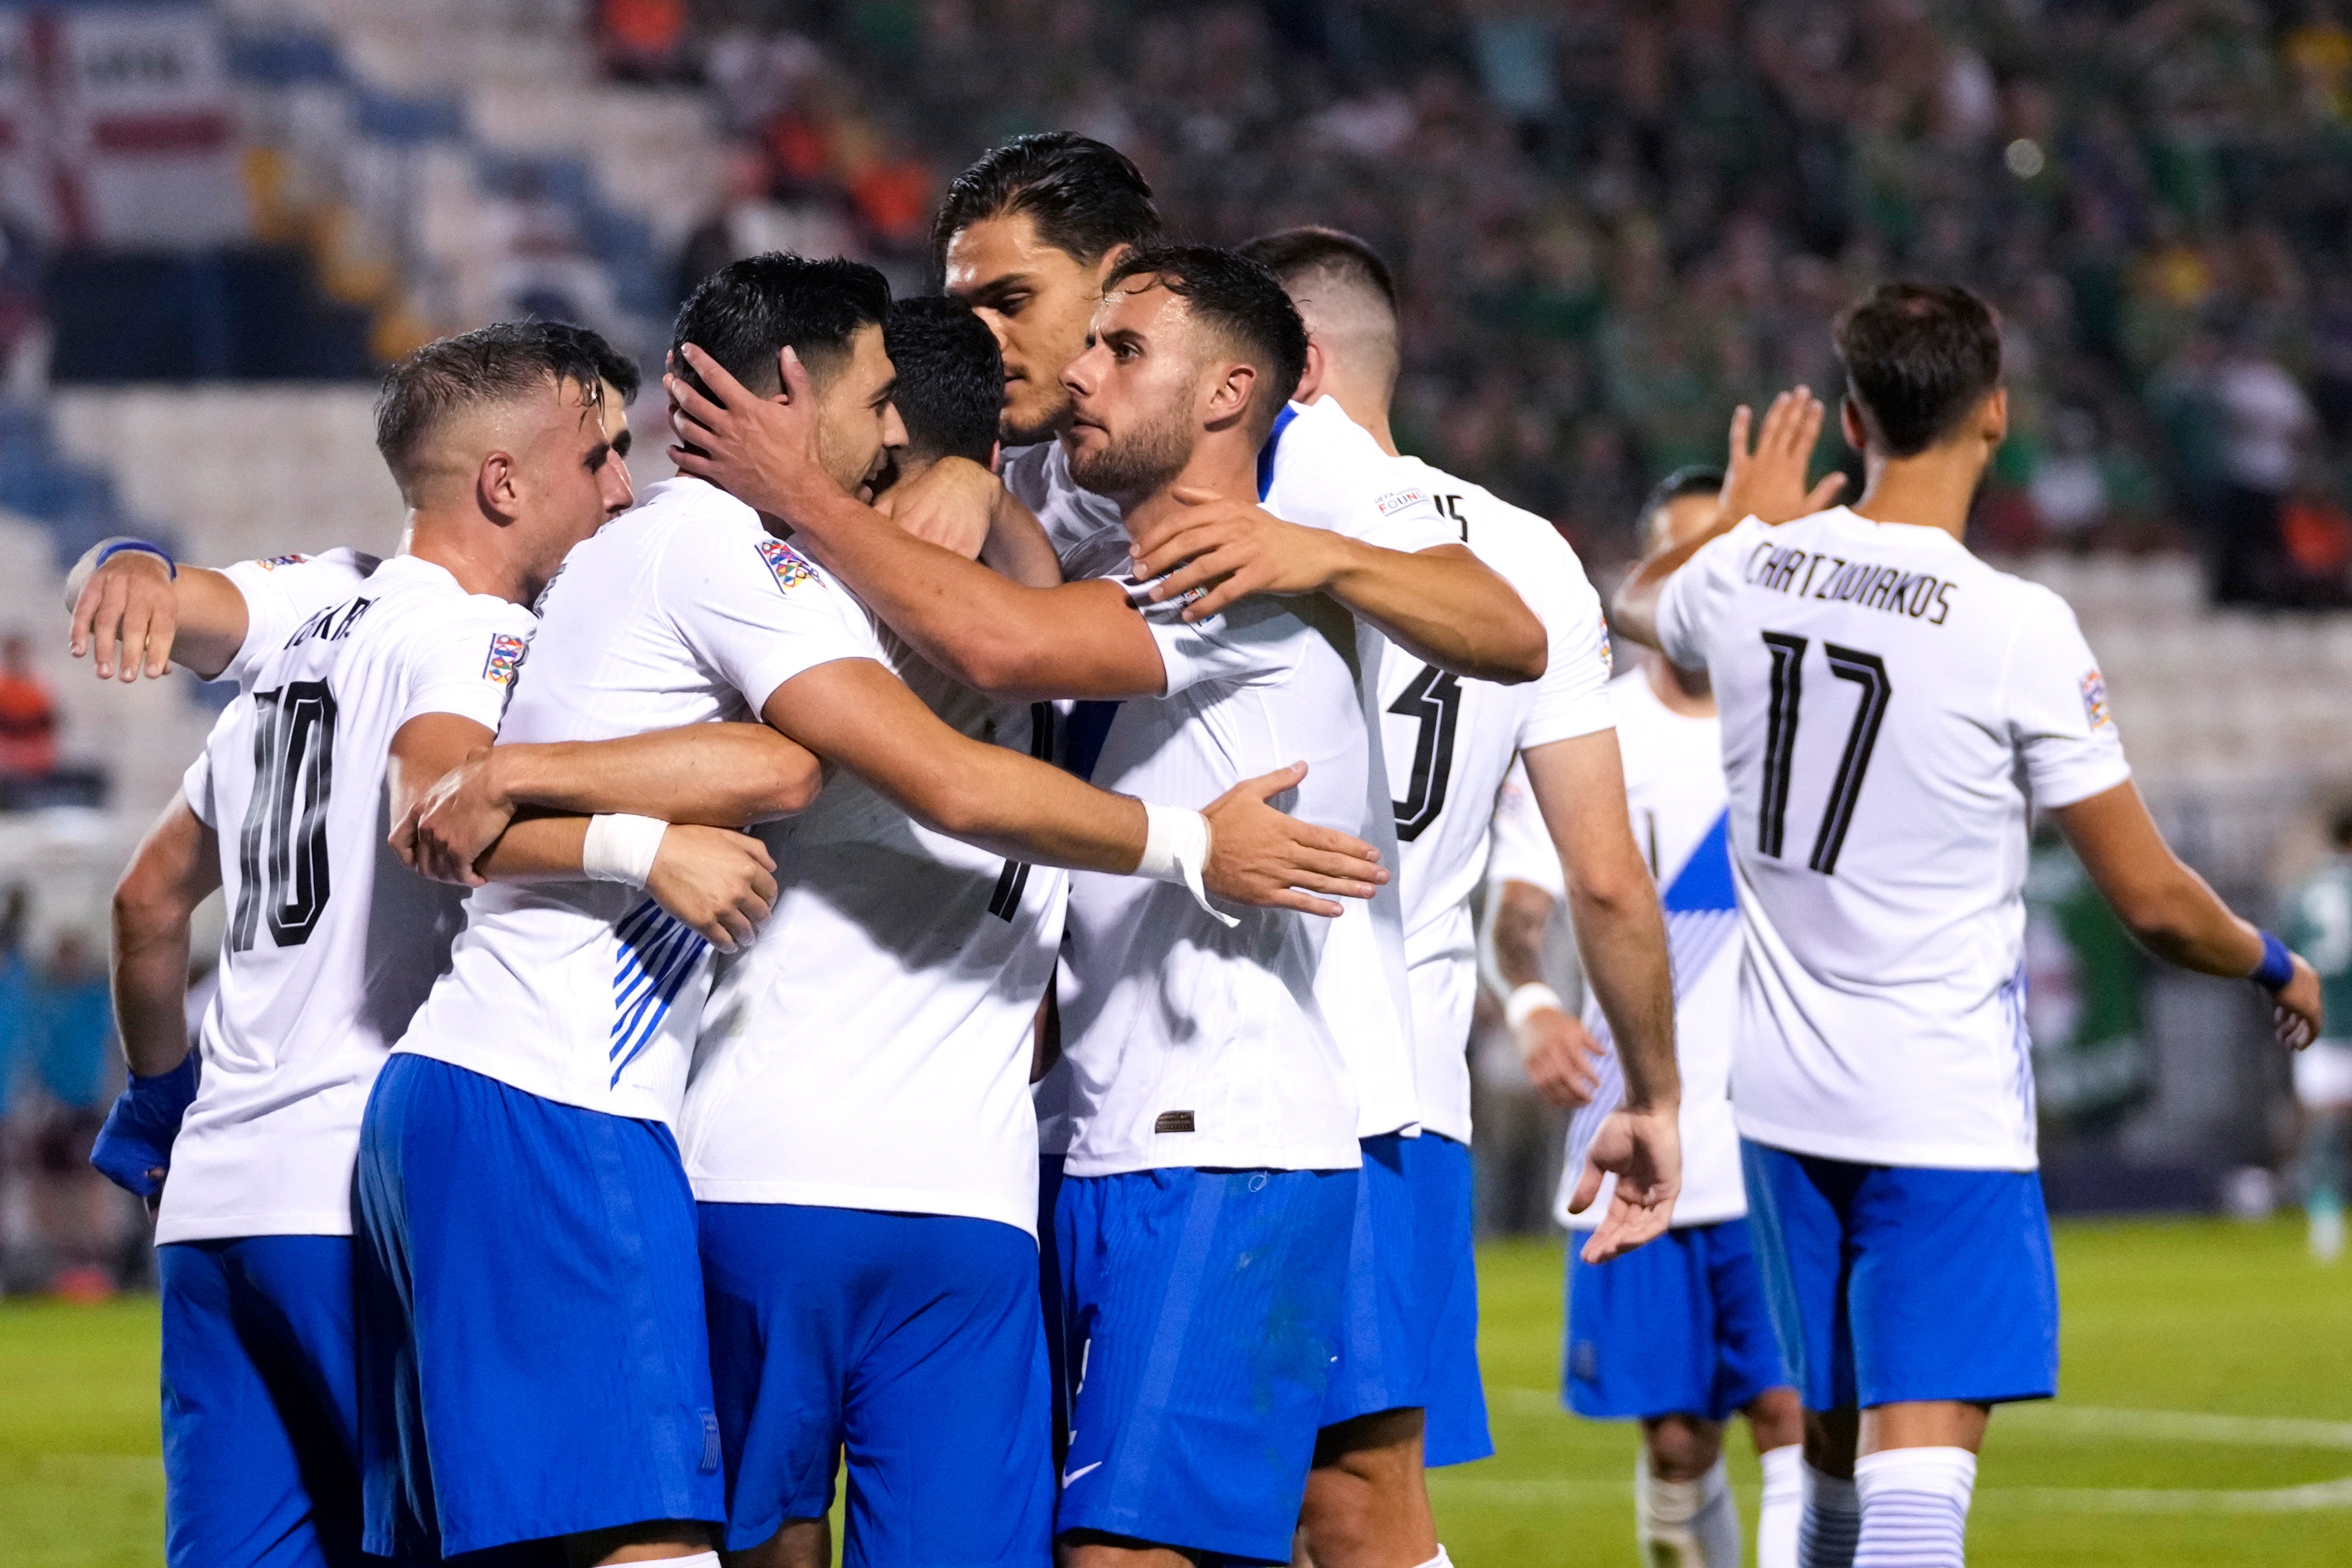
[398, 680, 514, 736]
[738, 650, 886, 719]
[1517, 703, 1616, 752]
[180, 763, 214, 828]
[2029, 755, 2132, 813]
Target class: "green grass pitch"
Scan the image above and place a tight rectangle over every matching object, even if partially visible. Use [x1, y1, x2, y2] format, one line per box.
[3, 1217, 2346, 1566]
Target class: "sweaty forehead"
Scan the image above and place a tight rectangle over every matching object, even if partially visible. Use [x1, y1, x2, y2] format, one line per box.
[1095, 278, 1185, 335]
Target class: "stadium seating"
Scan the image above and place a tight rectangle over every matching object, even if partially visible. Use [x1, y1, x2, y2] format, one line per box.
[220, 0, 726, 367]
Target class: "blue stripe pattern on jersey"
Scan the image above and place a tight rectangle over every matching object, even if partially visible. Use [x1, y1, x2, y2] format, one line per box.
[1998, 961, 2035, 1134]
[1567, 809, 1741, 1174]
[609, 898, 709, 1087]
[1063, 701, 1122, 784]
[1255, 403, 1298, 502]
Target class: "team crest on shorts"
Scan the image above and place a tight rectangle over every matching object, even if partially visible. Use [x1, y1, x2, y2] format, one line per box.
[2079, 668, 2112, 731]
[757, 536, 816, 592]
[1374, 486, 1430, 516]
[256, 554, 308, 570]
[482, 632, 527, 687]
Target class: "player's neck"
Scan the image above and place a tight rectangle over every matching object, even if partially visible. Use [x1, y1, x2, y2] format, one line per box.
[1850, 444, 1987, 542]
[404, 511, 538, 605]
[1316, 384, 1399, 458]
[1118, 436, 1259, 541]
[1644, 653, 1715, 718]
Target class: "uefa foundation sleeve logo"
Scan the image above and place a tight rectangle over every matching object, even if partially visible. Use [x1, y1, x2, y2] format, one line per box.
[482, 632, 527, 687]
[2080, 668, 2113, 732]
[757, 537, 817, 593]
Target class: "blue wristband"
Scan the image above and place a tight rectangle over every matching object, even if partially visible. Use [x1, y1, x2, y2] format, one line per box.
[95, 538, 176, 579]
[89, 1055, 199, 1198]
[2251, 931, 2294, 992]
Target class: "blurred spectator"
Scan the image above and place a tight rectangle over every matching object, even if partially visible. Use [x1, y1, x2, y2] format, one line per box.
[2211, 332, 2318, 605]
[674, 143, 857, 306]
[30, 929, 123, 1299]
[598, 0, 697, 86]
[0, 633, 59, 804]
[672, 3, 2352, 586]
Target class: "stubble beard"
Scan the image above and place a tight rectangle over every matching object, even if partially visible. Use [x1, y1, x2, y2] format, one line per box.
[1067, 400, 1194, 513]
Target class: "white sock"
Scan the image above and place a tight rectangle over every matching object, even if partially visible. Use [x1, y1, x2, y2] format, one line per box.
[1411, 1551, 1453, 1568]
[1853, 1448, 1975, 1568]
[1798, 1464, 1861, 1568]
[639, 1556, 718, 1567]
[1758, 1444, 1804, 1568]
[1690, 1458, 1742, 1568]
[1635, 1452, 1702, 1565]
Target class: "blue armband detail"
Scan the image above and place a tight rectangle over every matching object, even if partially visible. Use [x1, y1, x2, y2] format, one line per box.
[95, 538, 176, 579]
[89, 1055, 199, 1198]
[2251, 930, 2295, 993]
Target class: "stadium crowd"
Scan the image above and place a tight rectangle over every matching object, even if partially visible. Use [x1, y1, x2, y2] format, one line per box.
[652, 0, 2352, 598]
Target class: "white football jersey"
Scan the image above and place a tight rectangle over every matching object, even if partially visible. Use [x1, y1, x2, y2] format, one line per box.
[1055, 579, 1368, 1177]
[214, 549, 383, 690]
[1376, 457, 1615, 1144]
[1530, 671, 1746, 1230]
[394, 478, 888, 1123]
[1656, 508, 2131, 1170]
[681, 625, 1067, 1237]
[162, 556, 534, 1244]
[1011, 397, 1458, 1143]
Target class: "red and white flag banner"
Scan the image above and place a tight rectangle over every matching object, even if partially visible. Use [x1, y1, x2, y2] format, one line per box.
[0, 4, 249, 248]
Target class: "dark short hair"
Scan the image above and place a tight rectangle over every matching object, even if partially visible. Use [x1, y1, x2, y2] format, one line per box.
[1833, 282, 2003, 457]
[884, 296, 1003, 466]
[1238, 226, 1397, 313]
[1639, 465, 1724, 535]
[375, 320, 625, 491]
[671, 253, 892, 405]
[932, 132, 1161, 270]
[1105, 245, 1308, 440]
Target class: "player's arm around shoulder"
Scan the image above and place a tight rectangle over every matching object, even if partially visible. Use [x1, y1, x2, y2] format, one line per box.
[1126, 482, 1548, 684]
[66, 540, 251, 683]
[757, 654, 1388, 914]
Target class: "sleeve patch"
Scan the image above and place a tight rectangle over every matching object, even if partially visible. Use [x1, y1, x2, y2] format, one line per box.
[2079, 669, 2112, 731]
[1374, 486, 1430, 516]
[482, 632, 527, 687]
[1598, 612, 1613, 675]
[757, 537, 817, 592]
[256, 554, 309, 570]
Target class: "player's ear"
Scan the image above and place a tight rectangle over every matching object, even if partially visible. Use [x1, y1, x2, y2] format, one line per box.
[987, 439, 1002, 475]
[476, 450, 523, 524]
[1207, 361, 1256, 428]
[1294, 338, 1326, 404]
[1839, 396, 1867, 453]
[1982, 387, 2009, 445]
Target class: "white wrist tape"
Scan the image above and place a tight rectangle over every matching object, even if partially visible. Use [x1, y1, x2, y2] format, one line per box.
[1137, 802, 1238, 929]
[1506, 981, 1565, 1028]
[582, 813, 668, 887]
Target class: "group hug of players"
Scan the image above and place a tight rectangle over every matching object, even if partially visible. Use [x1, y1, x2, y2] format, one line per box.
[65, 133, 2321, 1568]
